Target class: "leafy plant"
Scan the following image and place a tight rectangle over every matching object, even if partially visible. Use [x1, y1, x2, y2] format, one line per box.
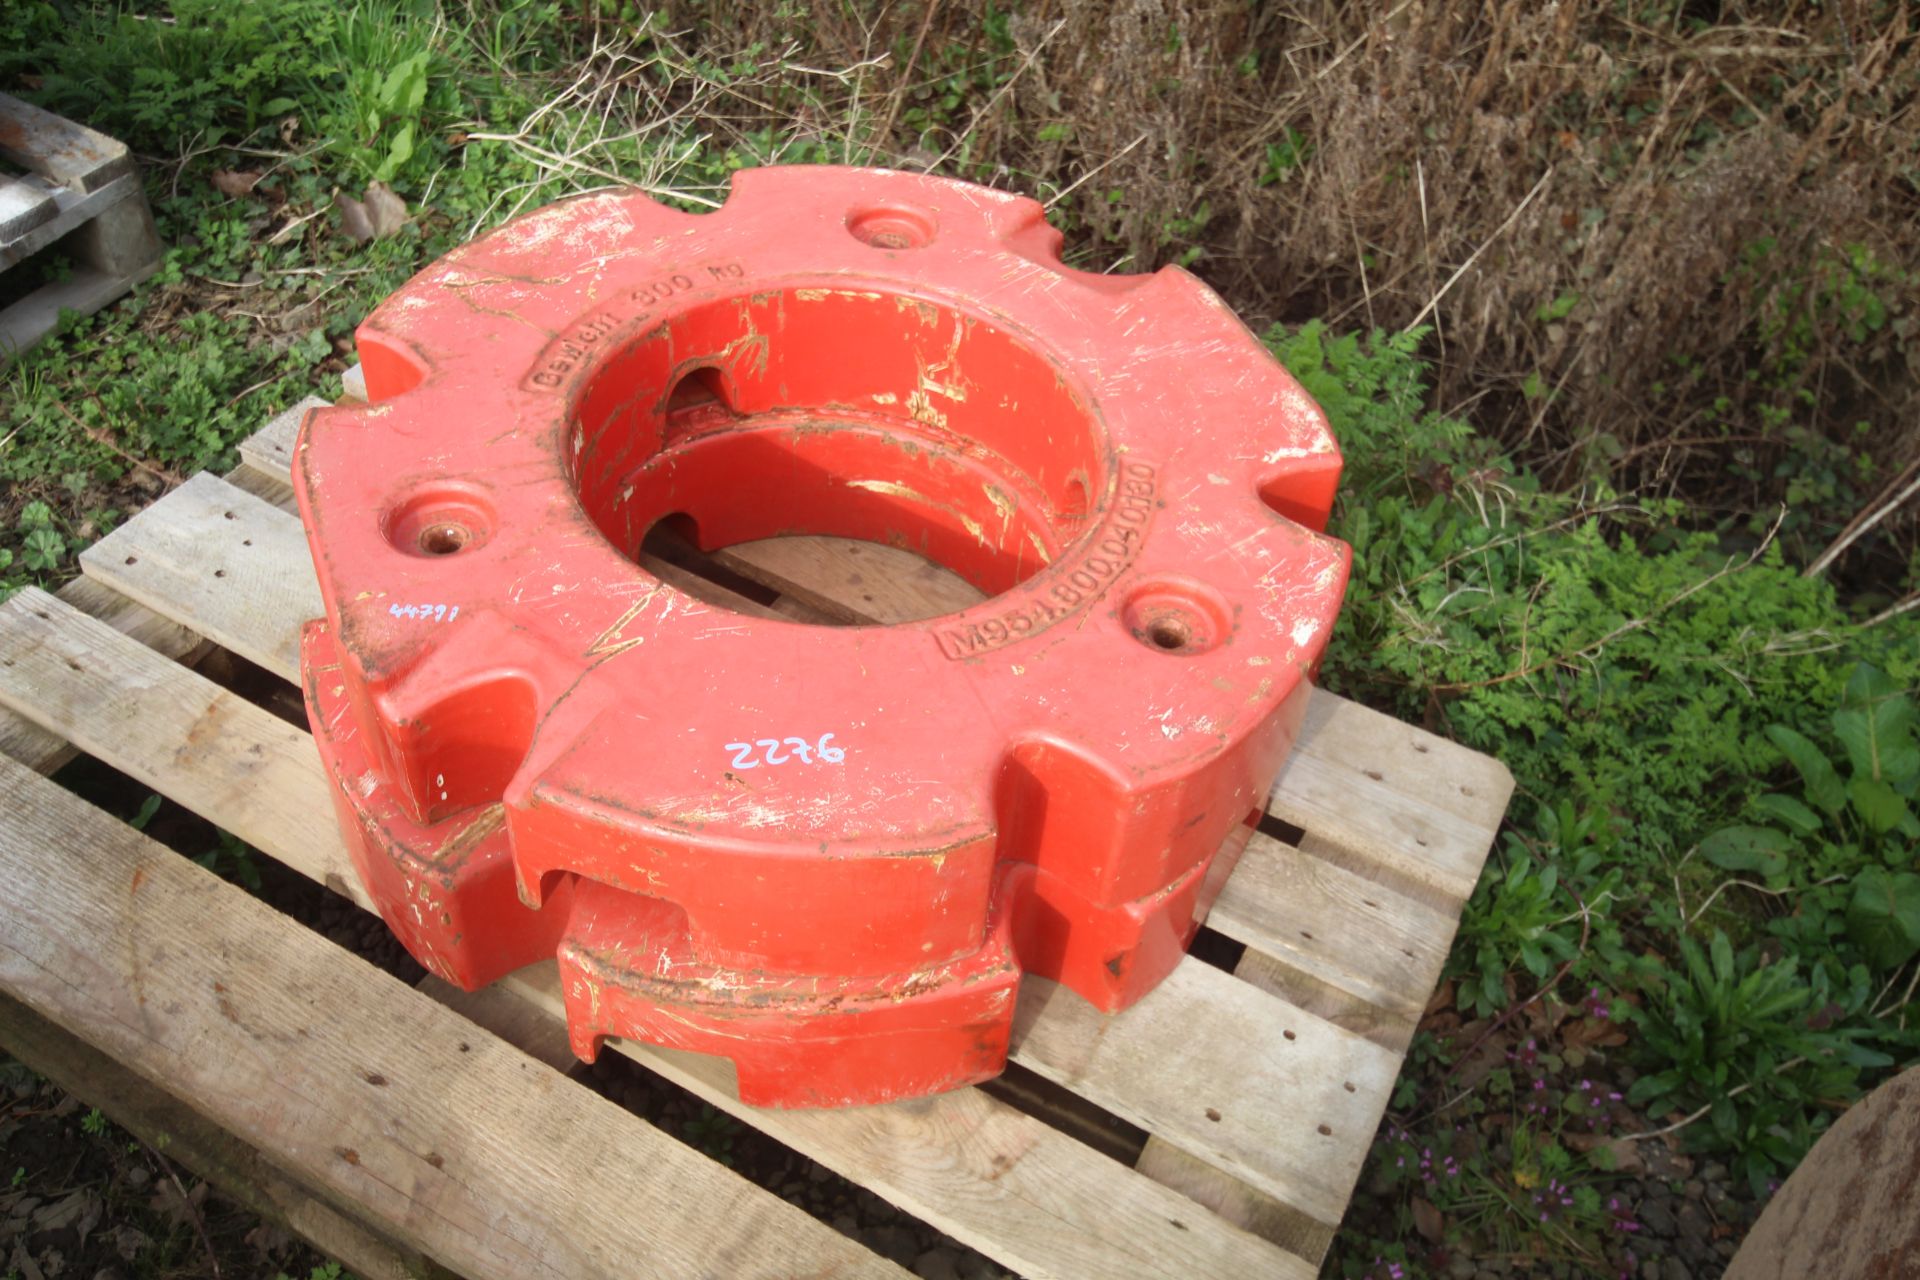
[1627, 929, 1890, 1193]
[197, 831, 263, 893]
[1454, 802, 1622, 1015]
[681, 1104, 740, 1167]
[1700, 663, 1920, 970]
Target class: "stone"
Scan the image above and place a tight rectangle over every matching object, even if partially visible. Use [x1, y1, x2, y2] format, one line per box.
[865, 1225, 921, 1266]
[913, 1250, 962, 1280]
[1640, 1197, 1679, 1237]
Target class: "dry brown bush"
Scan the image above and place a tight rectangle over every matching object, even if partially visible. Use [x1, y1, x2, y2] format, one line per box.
[649, 0, 1919, 577]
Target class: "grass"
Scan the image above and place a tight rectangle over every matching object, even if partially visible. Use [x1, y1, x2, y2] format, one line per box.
[3, 4, 1918, 1277]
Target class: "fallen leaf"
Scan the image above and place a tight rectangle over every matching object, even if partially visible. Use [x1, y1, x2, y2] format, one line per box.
[6, 1240, 47, 1280]
[146, 1177, 208, 1229]
[338, 192, 375, 244]
[210, 169, 263, 198]
[31, 1187, 101, 1248]
[245, 1222, 295, 1259]
[1412, 1195, 1445, 1243]
[337, 181, 410, 244]
[106, 1223, 149, 1262]
[363, 181, 409, 237]
[1565, 1132, 1645, 1173]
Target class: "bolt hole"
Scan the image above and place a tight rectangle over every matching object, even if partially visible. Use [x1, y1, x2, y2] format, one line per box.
[214, 569, 226, 578]
[1283, 1029, 1296, 1041]
[124, 556, 137, 565]
[1205, 1107, 1221, 1122]
[847, 205, 935, 249]
[419, 524, 470, 556]
[1344, 1081, 1356, 1093]
[1318, 1124, 1333, 1136]
[223, 510, 235, 520]
[1147, 619, 1190, 651]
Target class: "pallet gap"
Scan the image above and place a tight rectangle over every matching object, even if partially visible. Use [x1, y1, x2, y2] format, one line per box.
[578, 1046, 1016, 1276]
[47, 750, 427, 984]
[1256, 811, 1307, 846]
[641, 521, 797, 613]
[979, 1060, 1151, 1165]
[192, 645, 310, 729]
[1188, 924, 1248, 974]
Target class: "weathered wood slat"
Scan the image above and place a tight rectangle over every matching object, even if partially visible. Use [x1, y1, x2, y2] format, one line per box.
[0, 588, 1310, 1280]
[1209, 830, 1454, 1019]
[0, 91, 134, 192]
[0, 169, 136, 269]
[0, 174, 57, 244]
[0, 750, 903, 1280]
[0, 993, 442, 1280]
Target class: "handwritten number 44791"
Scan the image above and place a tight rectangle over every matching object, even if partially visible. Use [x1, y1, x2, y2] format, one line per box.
[727, 735, 846, 770]
[390, 603, 459, 622]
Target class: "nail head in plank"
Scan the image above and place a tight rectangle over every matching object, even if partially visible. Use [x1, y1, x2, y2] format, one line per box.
[1011, 968, 1397, 1226]
[0, 753, 904, 1280]
[238, 394, 329, 481]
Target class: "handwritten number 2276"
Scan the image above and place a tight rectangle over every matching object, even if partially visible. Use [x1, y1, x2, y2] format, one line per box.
[726, 734, 846, 770]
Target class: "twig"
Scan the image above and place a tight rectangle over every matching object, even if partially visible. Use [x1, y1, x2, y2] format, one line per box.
[1621, 1056, 1807, 1143]
[1806, 456, 1920, 577]
[930, 18, 1068, 173]
[50, 400, 184, 489]
[1431, 506, 1786, 694]
[1045, 132, 1150, 210]
[139, 1140, 221, 1279]
[872, 0, 939, 151]
[1687, 874, 1845, 927]
[1407, 169, 1553, 332]
[1864, 592, 1920, 629]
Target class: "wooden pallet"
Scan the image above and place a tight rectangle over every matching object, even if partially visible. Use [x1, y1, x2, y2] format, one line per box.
[0, 387, 1512, 1279]
[1, 93, 161, 359]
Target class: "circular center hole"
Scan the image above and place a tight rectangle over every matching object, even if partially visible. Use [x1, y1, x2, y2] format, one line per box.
[418, 523, 470, 555]
[567, 287, 1105, 623]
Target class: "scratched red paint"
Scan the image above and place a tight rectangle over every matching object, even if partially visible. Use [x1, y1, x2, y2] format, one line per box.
[295, 167, 1349, 1108]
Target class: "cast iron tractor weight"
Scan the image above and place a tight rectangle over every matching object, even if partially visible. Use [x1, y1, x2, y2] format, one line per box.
[296, 166, 1350, 1108]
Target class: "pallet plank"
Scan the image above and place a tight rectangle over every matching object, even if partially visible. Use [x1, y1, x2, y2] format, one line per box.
[0, 751, 902, 1280]
[0, 173, 56, 244]
[0, 91, 133, 192]
[0, 588, 1309, 1280]
[0, 992, 443, 1280]
[0, 169, 136, 269]
[1209, 831, 1454, 1019]
[1266, 693, 1511, 905]
[81, 471, 323, 679]
[0, 573, 202, 773]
